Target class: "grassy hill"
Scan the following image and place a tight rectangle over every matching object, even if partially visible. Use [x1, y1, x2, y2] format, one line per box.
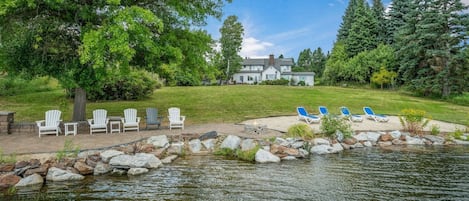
[0, 85, 468, 125]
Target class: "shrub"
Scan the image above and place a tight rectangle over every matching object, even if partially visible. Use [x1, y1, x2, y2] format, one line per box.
[399, 109, 431, 136]
[287, 123, 314, 140]
[0, 76, 53, 96]
[214, 148, 236, 158]
[0, 148, 16, 164]
[320, 116, 353, 139]
[86, 70, 160, 101]
[430, 124, 440, 135]
[259, 78, 289, 85]
[56, 139, 80, 161]
[236, 145, 260, 162]
[452, 129, 466, 141]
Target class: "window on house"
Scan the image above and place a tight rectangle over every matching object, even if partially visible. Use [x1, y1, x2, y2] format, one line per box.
[266, 74, 275, 80]
[299, 76, 306, 81]
[240, 76, 244, 82]
[248, 76, 253, 81]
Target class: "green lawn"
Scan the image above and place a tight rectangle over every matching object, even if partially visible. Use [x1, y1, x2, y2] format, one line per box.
[1, 85, 468, 125]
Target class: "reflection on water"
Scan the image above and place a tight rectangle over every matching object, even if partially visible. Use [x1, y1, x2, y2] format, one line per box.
[14, 146, 469, 200]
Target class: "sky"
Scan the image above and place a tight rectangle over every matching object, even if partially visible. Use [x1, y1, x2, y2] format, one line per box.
[205, 0, 469, 60]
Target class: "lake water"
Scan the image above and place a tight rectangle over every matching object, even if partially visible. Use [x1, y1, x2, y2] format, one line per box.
[14, 145, 469, 200]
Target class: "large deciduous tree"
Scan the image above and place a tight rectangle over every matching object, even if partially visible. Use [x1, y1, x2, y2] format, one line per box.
[0, 0, 229, 120]
[219, 15, 244, 84]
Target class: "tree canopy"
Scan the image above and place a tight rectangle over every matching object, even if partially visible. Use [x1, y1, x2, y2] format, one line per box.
[0, 0, 231, 120]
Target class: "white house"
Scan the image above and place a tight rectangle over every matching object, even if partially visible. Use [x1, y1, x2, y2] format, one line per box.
[233, 54, 315, 86]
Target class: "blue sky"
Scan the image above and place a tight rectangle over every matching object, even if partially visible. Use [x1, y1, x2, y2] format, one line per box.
[205, 0, 390, 59]
[204, 0, 468, 59]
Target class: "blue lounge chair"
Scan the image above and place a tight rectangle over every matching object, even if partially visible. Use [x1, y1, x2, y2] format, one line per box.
[318, 106, 329, 117]
[363, 106, 389, 122]
[296, 107, 320, 124]
[340, 106, 363, 122]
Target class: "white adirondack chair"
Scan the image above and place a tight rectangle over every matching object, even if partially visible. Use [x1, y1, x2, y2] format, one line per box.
[36, 110, 62, 137]
[121, 108, 140, 132]
[88, 109, 109, 135]
[168, 107, 185, 130]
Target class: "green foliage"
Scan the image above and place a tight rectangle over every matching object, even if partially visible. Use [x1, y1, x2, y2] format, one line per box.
[345, 0, 379, 57]
[286, 124, 314, 140]
[323, 42, 348, 84]
[320, 116, 353, 139]
[236, 145, 260, 162]
[259, 78, 289, 85]
[371, 67, 397, 89]
[56, 139, 80, 161]
[219, 15, 244, 82]
[214, 148, 237, 158]
[451, 129, 466, 141]
[430, 124, 440, 136]
[0, 76, 53, 96]
[86, 70, 159, 101]
[0, 148, 16, 164]
[399, 109, 431, 136]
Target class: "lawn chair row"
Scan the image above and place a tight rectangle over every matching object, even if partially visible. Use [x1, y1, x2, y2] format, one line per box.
[36, 107, 185, 137]
[296, 106, 389, 124]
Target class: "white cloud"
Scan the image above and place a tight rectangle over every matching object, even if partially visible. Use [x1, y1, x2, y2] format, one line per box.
[240, 37, 274, 58]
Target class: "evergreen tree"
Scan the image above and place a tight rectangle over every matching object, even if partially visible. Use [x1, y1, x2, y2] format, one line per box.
[345, 0, 379, 57]
[219, 15, 244, 84]
[387, 0, 413, 45]
[395, 0, 469, 97]
[371, 0, 388, 45]
[337, 0, 359, 42]
[296, 48, 313, 71]
[311, 47, 327, 78]
[323, 42, 348, 84]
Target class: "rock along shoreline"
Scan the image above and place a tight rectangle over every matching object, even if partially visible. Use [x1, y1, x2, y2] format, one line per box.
[1, 129, 468, 191]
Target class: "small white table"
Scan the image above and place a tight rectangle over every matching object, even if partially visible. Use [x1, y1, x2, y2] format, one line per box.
[64, 122, 78, 136]
[110, 121, 121, 133]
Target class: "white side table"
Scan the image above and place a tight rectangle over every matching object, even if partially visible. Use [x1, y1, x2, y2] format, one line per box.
[110, 121, 121, 133]
[64, 122, 78, 136]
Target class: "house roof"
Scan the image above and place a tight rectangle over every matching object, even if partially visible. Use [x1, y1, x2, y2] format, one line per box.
[242, 58, 294, 67]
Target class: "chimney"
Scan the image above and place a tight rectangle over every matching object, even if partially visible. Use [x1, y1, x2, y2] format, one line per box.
[269, 54, 275, 66]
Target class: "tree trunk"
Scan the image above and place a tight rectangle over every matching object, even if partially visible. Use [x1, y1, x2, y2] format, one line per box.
[73, 87, 87, 121]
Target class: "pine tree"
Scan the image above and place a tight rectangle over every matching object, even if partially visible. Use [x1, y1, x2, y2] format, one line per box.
[337, 0, 359, 42]
[395, 0, 469, 97]
[345, 0, 379, 57]
[371, 0, 388, 45]
[311, 47, 327, 78]
[296, 48, 313, 71]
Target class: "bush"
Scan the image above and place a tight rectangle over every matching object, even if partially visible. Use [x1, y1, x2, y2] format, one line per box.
[320, 116, 353, 139]
[399, 109, 431, 136]
[236, 145, 260, 162]
[287, 123, 314, 140]
[0, 76, 53, 96]
[86, 70, 160, 101]
[259, 78, 289, 85]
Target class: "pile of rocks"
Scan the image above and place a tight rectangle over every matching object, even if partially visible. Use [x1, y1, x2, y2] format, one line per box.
[0, 130, 464, 191]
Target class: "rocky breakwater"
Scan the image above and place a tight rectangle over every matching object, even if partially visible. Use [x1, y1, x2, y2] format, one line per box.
[0, 130, 466, 192]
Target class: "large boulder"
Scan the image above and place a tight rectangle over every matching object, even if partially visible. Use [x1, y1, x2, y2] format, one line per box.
[167, 142, 184, 155]
[73, 161, 94, 175]
[189, 139, 202, 153]
[24, 164, 49, 177]
[241, 139, 257, 151]
[0, 163, 15, 172]
[330, 143, 344, 153]
[109, 153, 162, 169]
[380, 133, 393, 142]
[94, 162, 112, 176]
[0, 174, 21, 188]
[220, 135, 241, 150]
[147, 135, 169, 148]
[424, 135, 445, 145]
[46, 167, 84, 182]
[127, 168, 149, 176]
[161, 155, 178, 164]
[310, 145, 332, 154]
[366, 132, 382, 143]
[100, 150, 124, 163]
[405, 136, 425, 145]
[313, 138, 330, 146]
[199, 131, 218, 141]
[15, 173, 43, 187]
[390, 130, 402, 139]
[202, 139, 216, 151]
[255, 149, 280, 163]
